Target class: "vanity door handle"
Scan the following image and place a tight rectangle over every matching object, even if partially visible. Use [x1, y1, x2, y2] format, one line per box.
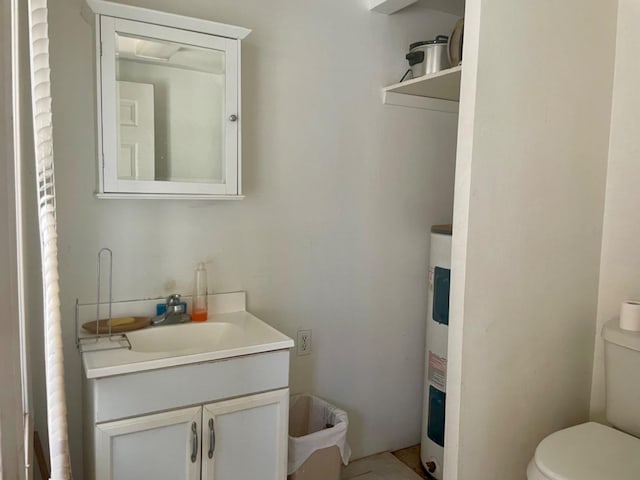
[228, 114, 238, 122]
[191, 422, 198, 463]
[208, 418, 216, 459]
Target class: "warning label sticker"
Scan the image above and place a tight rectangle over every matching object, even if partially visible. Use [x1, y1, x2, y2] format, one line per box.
[428, 351, 447, 391]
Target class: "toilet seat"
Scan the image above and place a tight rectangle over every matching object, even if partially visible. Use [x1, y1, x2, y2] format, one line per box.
[527, 422, 640, 480]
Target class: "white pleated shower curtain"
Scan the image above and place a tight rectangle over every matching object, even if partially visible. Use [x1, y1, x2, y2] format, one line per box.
[27, 0, 73, 478]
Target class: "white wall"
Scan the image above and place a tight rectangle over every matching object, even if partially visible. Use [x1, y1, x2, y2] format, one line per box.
[44, 0, 460, 473]
[445, 1, 618, 479]
[590, 0, 640, 421]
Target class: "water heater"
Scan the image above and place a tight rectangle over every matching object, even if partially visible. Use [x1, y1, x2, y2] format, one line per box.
[420, 225, 452, 479]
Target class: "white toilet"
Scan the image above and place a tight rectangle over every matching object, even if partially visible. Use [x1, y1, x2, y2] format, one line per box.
[527, 318, 640, 479]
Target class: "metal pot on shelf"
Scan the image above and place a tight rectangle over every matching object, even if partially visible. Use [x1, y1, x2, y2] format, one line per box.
[405, 35, 451, 79]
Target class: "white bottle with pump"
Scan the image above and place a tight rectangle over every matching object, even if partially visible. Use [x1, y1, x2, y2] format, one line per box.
[192, 262, 208, 322]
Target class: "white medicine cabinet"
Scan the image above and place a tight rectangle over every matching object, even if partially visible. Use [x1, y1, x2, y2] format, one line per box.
[83, 0, 250, 199]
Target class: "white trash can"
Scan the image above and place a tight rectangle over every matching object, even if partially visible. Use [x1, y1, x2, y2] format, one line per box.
[288, 394, 351, 480]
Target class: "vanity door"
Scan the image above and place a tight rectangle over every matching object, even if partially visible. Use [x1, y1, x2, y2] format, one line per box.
[95, 406, 202, 480]
[201, 389, 289, 480]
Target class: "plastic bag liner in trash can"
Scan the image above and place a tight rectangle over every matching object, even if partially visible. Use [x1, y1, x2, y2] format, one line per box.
[288, 394, 351, 476]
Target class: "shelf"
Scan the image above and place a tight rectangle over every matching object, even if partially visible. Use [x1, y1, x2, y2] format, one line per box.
[95, 193, 245, 200]
[83, 0, 251, 39]
[368, 0, 465, 15]
[369, 0, 419, 14]
[383, 65, 461, 101]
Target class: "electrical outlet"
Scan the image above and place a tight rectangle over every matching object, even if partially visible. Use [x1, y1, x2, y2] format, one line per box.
[297, 329, 312, 356]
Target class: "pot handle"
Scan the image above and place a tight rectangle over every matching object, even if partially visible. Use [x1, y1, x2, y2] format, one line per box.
[435, 35, 449, 42]
[406, 50, 424, 66]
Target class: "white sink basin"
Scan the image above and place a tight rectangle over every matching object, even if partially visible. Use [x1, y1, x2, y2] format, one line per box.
[80, 292, 294, 379]
[126, 321, 243, 353]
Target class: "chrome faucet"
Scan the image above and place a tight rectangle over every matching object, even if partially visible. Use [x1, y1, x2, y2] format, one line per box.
[151, 294, 191, 326]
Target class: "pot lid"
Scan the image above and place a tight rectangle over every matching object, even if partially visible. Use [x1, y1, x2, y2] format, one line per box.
[410, 35, 448, 50]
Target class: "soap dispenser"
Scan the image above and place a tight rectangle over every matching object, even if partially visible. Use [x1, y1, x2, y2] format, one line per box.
[192, 262, 208, 322]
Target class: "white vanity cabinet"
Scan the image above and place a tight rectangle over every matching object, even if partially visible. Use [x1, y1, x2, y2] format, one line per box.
[80, 292, 294, 479]
[83, 349, 291, 480]
[94, 389, 288, 480]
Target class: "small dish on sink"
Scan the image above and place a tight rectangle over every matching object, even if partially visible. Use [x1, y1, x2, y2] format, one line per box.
[82, 316, 151, 334]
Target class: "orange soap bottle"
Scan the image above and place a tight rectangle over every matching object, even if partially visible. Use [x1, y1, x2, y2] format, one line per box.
[192, 262, 208, 322]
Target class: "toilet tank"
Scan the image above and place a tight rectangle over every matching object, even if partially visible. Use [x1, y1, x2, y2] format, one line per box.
[603, 319, 640, 437]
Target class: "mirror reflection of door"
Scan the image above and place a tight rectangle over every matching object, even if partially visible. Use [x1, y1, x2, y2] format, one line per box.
[115, 32, 227, 185]
[117, 80, 155, 180]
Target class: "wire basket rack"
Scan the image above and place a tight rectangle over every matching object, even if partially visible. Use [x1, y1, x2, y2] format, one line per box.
[76, 248, 131, 353]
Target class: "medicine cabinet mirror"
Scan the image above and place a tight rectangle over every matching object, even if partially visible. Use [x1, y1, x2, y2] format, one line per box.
[84, 0, 250, 199]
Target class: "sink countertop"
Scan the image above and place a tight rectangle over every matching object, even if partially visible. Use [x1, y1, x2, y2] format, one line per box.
[78, 292, 294, 379]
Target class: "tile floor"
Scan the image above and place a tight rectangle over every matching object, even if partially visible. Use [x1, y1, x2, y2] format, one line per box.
[342, 445, 430, 480]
